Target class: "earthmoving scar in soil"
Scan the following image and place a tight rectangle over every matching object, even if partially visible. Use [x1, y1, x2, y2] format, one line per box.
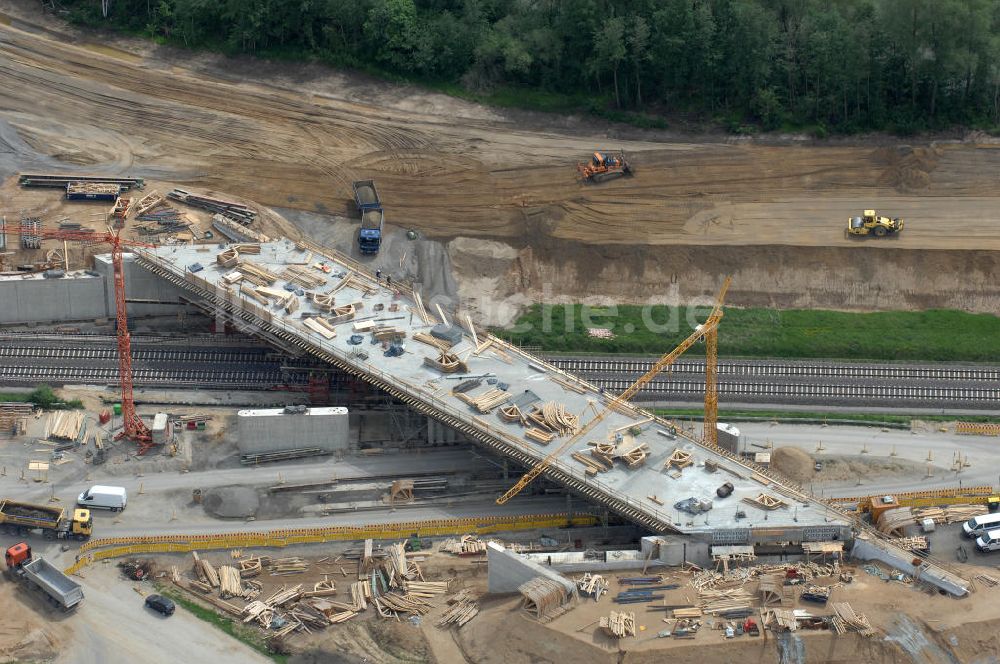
[577, 149, 633, 183]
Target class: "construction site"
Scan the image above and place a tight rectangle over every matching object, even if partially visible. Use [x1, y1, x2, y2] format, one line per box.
[2, 3, 1000, 664]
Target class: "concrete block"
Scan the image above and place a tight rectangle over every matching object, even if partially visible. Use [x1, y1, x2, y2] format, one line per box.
[237, 406, 349, 455]
[851, 537, 968, 597]
[487, 542, 577, 596]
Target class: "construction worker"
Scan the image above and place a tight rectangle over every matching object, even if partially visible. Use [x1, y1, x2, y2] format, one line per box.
[386, 275, 392, 289]
[375, 269, 382, 283]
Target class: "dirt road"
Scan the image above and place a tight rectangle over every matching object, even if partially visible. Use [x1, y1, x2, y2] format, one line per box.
[2, 9, 1000, 251]
[4, 3, 1000, 318]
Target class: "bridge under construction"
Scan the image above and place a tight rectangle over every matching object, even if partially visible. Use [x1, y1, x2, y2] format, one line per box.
[128, 238, 971, 596]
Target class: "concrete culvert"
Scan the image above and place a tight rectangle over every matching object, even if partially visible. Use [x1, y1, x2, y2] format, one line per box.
[201, 486, 259, 518]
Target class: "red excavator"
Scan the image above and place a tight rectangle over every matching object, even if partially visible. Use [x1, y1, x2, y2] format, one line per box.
[578, 150, 633, 183]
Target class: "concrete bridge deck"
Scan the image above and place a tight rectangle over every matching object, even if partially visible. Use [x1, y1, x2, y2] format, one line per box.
[134, 238, 846, 542]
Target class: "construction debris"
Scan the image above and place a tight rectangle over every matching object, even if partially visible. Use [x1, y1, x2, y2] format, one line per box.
[576, 573, 608, 601]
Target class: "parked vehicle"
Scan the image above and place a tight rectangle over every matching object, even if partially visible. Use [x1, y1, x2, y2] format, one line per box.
[0, 500, 92, 540]
[5, 542, 84, 610]
[77, 485, 127, 512]
[358, 208, 384, 255]
[975, 530, 1000, 553]
[963, 512, 1000, 538]
[144, 594, 175, 616]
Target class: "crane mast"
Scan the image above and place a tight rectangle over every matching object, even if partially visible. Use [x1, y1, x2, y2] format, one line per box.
[1, 223, 154, 451]
[496, 276, 732, 505]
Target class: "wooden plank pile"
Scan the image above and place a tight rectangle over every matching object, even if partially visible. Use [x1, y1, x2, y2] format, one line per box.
[913, 504, 988, 524]
[192, 551, 220, 587]
[46, 412, 85, 441]
[134, 190, 165, 215]
[440, 535, 490, 556]
[830, 602, 877, 637]
[281, 265, 325, 289]
[268, 557, 309, 576]
[599, 611, 636, 638]
[437, 591, 479, 629]
[893, 536, 929, 551]
[698, 588, 754, 616]
[218, 565, 242, 599]
[455, 389, 511, 413]
[573, 450, 610, 475]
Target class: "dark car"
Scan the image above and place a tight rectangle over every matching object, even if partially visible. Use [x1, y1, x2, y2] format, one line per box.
[145, 594, 175, 616]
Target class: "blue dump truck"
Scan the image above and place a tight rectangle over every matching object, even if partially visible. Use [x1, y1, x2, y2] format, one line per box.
[359, 208, 384, 255]
[352, 180, 383, 255]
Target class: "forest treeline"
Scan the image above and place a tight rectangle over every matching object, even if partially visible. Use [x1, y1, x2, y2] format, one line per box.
[66, 0, 1000, 133]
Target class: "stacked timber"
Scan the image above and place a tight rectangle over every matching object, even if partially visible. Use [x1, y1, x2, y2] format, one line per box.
[599, 611, 636, 638]
[440, 535, 490, 556]
[742, 493, 788, 510]
[576, 573, 608, 600]
[466, 389, 510, 413]
[192, 552, 220, 588]
[830, 602, 877, 637]
[282, 265, 325, 289]
[437, 594, 479, 628]
[913, 504, 988, 524]
[47, 412, 86, 441]
[268, 557, 309, 575]
[218, 565, 242, 599]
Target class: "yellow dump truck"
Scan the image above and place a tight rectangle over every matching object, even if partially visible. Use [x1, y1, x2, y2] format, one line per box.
[0, 499, 92, 541]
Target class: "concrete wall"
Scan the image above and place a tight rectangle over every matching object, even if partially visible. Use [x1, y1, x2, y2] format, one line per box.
[487, 542, 578, 596]
[94, 254, 191, 318]
[0, 272, 107, 324]
[851, 538, 968, 597]
[237, 407, 350, 454]
[0, 252, 194, 325]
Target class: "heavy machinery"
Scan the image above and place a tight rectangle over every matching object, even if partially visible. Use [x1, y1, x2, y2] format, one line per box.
[5, 542, 84, 611]
[846, 209, 903, 237]
[0, 223, 155, 451]
[0, 499, 92, 540]
[578, 150, 633, 183]
[827, 486, 999, 517]
[496, 277, 732, 505]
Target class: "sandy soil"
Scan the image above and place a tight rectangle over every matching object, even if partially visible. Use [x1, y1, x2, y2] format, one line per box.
[4, 2, 1000, 319]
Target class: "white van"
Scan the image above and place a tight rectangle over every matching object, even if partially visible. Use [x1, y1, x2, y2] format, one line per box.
[976, 530, 1000, 553]
[77, 485, 127, 512]
[963, 512, 1000, 537]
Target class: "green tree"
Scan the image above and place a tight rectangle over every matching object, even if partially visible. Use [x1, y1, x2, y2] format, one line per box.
[626, 14, 650, 106]
[591, 16, 626, 108]
[364, 0, 418, 70]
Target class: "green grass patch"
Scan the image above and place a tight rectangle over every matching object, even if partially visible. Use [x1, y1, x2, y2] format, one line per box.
[0, 385, 83, 409]
[157, 586, 286, 663]
[497, 305, 1000, 362]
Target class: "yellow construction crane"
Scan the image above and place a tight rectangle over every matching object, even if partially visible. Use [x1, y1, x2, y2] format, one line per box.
[496, 276, 732, 505]
[701, 276, 731, 446]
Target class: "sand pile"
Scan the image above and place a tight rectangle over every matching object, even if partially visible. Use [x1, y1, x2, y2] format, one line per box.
[769, 446, 815, 483]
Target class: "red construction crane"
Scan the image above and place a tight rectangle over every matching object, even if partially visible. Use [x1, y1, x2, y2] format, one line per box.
[2, 224, 157, 452]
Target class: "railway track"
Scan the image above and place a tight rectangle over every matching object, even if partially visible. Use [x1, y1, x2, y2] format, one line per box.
[548, 357, 1000, 383]
[2, 335, 999, 406]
